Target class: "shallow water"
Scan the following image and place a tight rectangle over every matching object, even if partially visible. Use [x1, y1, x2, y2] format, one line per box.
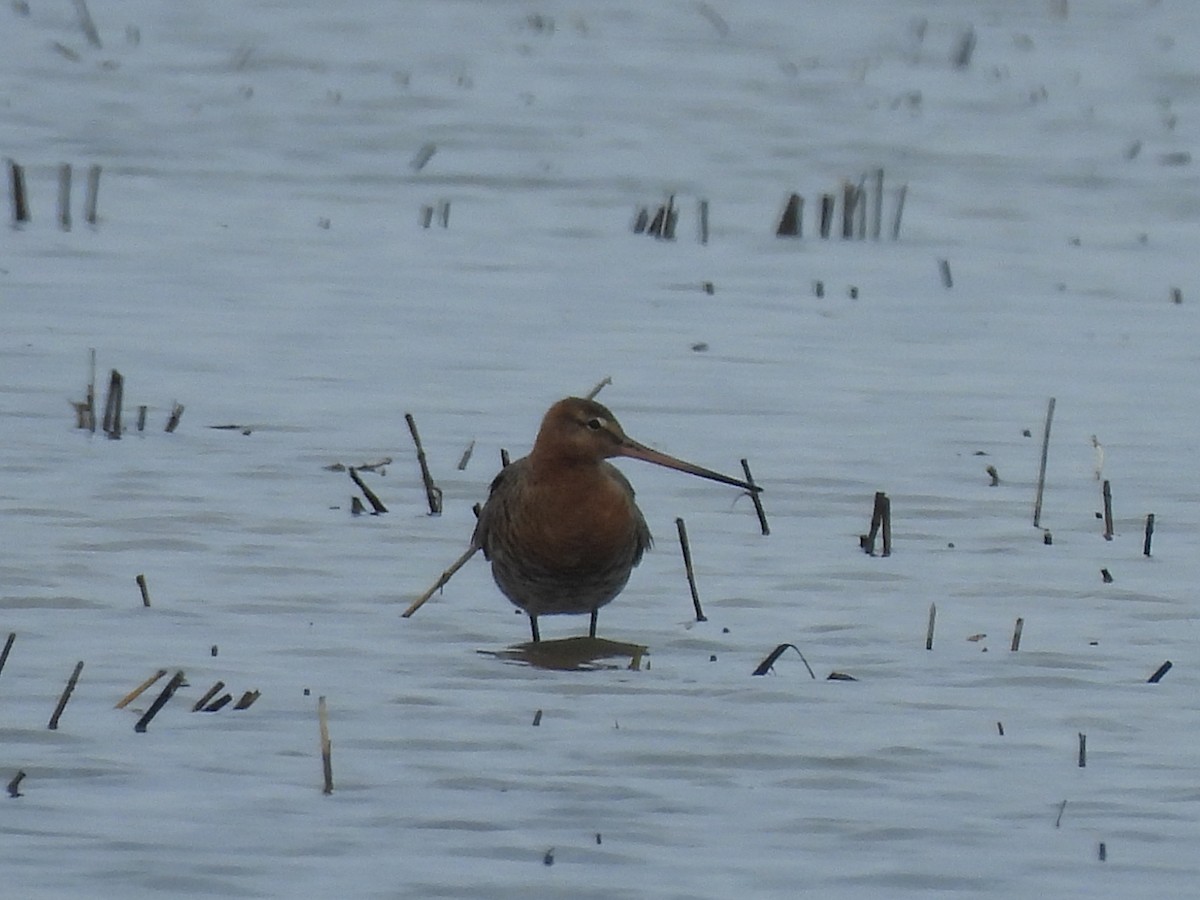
[3, 0, 1200, 896]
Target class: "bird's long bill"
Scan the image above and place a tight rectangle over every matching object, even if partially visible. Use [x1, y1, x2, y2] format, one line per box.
[619, 439, 761, 492]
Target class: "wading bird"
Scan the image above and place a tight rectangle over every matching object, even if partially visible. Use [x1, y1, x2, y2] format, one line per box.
[404, 397, 758, 642]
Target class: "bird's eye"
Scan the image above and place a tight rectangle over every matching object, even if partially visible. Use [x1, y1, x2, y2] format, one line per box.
[586, 417, 605, 431]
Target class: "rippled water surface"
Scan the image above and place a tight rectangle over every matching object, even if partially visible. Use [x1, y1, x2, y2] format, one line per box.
[3, 1, 1200, 896]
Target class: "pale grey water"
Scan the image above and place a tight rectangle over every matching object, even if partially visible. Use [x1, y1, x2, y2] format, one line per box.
[3, 1, 1200, 897]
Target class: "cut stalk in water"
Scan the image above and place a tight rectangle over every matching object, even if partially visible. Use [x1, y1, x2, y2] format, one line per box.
[740, 459, 769, 535]
[403, 545, 479, 617]
[115, 669, 168, 709]
[318, 696, 333, 794]
[134, 670, 186, 732]
[406, 413, 442, 515]
[675, 517, 705, 623]
[1033, 397, 1056, 527]
[48, 661, 85, 730]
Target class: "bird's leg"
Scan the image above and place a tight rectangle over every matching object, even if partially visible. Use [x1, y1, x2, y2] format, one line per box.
[588, 609, 598, 639]
[529, 616, 541, 643]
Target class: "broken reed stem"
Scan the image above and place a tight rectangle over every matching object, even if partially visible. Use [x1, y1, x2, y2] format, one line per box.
[83, 164, 101, 225]
[403, 545, 479, 617]
[776, 193, 802, 237]
[457, 439, 475, 471]
[102, 369, 124, 439]
[136, 405, 147, 432]
[891, 184, 907, 240]
[405, 413, 443, 515]
[318, 696, 333, 795]
[500, 448, 511, 468]
[0, 632, 15, 679]
[202, 693, 232, 712]
[675, 517, 706, 623]
[48, 661, 85, 730]
[872, 168, 884, 240]
[1011, 617, 1024, 651]
[841, 181, 858, 239]
[136, 573, 151, 607]
[85, 348, 96, 432]
[164, 401, 184, 433]
[72, 0, 102, 47]
[584, 376, 612, 400]
[8, 160, 29, 223]
[925, 602, 936, 650]
[114, 668, 167, 709]
[134, 670, 186, 732]
[7, 770, 25, 798]
[819, 193, 834, 238]
[740, 459, 769, 535]
[752, 643, 816, 678]
[1148, 660, 1172, 683]
[349, 467, 388, 514]
[1033, 397, 1056, 528]
[938, 258, 953, 288]
[233, 690, 260, 710]
[1102, 480, 1113, 540]
[1055, 800, 1068, 827]
[881, 494, 892, 556]
[861, 491, 887, 554]
[192, 680, 225, 711]
[1078, 732, 1087, 767]
[1143, 513, 1155, 556]
[698, 199, 709, 244]
[57, 163, 71, 231]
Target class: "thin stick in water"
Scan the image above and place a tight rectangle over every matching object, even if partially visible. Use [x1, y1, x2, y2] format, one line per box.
[1055, 800, 1067, 827]
[403, 545, 479, 617]
[891, 184, 907, 240]
[318, 696, 333, 794]
[1078, 732, 1087, 767]
[405, 413, 443, 515]
[675, 518, 705, 622]
[1033, 397, 1056, 527]
[938, 258, 953, 288]
[85, 348, 96, 432]
[1148, 660, 1172, 683]
[740, 459, 769, 535]
[164, 401, 184, 433]
[881, 494, 892, 556]
[72, 0, 102, 47]
[233, 690, 260, 710]
[57, 163, 72, 231]
[1102, 480, 1113, 540]
[134, 670, 186, 732]
[751, 643, 816, 678]
[1143, 513, 1155, 556]
[1011, 617, 1024, 651]
[84, 164, 101, 225]
[102, 369, 124, 439]
[136, 573, 151, 607]
[776, 193, 802, 238]
[698, 199, 709, 244]
[819, 193, 834, 238]
[925, 602, 936, 650]
[349, 467, 388, 514]
[7, 770, 25, 798]
[48, 661, 85, 730]
[192, 680, 225, 711]
[457, 440, 475, 471]
[115, 669, 167, 709]
[8, 160, 29, 224]
[872, 168, 884, 240]
[585, 376, 612, 400]
[0, 632, 15, 679]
